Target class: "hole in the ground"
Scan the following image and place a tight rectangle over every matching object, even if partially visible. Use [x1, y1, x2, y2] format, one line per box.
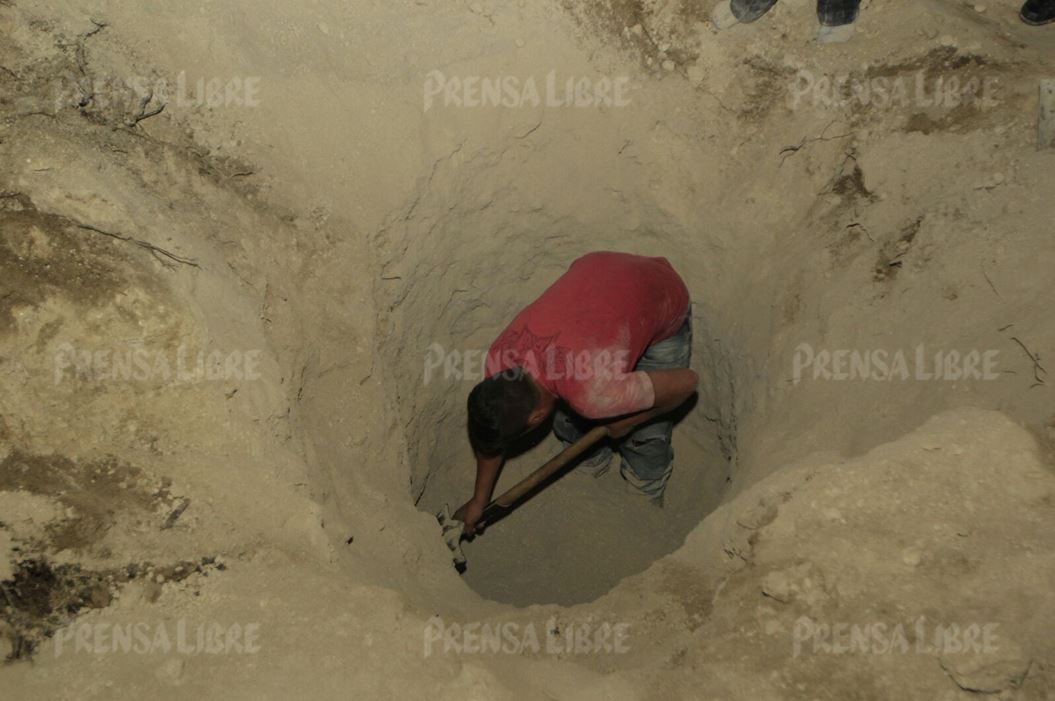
[372, 142, 742, 608]
[400, 262, 738, 605]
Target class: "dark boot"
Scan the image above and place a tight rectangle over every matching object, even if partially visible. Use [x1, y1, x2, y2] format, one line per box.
[1021, 0, 1055, 25]
[817, 0, 861, 26]
[730, 0, 780, 23]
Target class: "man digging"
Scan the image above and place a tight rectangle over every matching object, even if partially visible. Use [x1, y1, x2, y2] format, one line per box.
[454, 252, 699, 535]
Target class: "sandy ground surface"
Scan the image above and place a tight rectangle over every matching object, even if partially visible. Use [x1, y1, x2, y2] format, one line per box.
[2, 0, 1055, 698]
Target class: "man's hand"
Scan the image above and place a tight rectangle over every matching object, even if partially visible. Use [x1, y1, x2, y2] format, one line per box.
[453, 498, 486, 536]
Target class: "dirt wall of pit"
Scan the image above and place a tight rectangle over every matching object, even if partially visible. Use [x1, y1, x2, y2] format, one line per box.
[2, 0, 1055, 698]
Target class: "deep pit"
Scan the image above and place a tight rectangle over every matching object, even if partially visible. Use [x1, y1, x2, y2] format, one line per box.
[372, 169, 746, 606]
[2, 0, 1055, 698]
[414, 299, 733, 606]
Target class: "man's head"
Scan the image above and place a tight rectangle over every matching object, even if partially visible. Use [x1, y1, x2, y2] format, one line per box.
[467, 368, 547, 456]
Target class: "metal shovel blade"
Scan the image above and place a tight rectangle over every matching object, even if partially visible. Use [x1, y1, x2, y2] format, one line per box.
[436, 504, 467, 573]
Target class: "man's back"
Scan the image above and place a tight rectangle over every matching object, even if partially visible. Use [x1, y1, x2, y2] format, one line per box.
[485, 251, 689, 419]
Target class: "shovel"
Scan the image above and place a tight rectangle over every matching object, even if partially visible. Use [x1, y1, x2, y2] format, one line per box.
[436, 425, 610, 572]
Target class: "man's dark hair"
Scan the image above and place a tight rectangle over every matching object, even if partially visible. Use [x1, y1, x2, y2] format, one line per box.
[467, 368, 537, 457]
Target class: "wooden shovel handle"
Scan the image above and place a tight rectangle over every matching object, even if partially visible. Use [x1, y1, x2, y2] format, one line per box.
[485, 425, 610, 516]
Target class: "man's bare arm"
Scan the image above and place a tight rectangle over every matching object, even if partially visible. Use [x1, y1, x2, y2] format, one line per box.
[606, 368, 698, 438]
[470, 453, 502, 505]
[454, 452, 503, 534]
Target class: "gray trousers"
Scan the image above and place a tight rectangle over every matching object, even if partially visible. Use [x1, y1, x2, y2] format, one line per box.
[553, 313, 692, 499]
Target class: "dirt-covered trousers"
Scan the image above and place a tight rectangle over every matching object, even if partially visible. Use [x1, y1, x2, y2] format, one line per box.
[730, 0, 860, 25]
[552, 312, 692, 499]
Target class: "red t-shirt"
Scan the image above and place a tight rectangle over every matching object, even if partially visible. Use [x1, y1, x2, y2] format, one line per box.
[485, 252, 690, 419]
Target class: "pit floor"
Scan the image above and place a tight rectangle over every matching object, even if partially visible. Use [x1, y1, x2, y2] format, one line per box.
[438, 426, 730, 606]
